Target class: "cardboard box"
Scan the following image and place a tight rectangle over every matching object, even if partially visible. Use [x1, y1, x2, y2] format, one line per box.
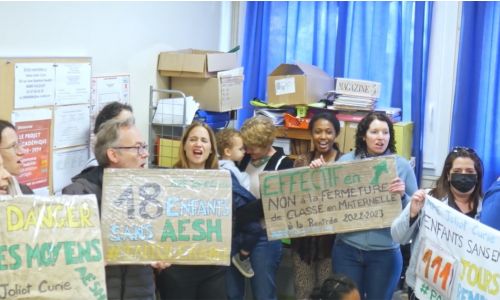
[158, 49, 238, 78]
[157, 137, 181, 167]
[336, 121, 347, 153]
[343, 122, 358, 153]
[267, 63, 334, 106]
[171, 68, 243, 112]
[394, 121, 413, 160]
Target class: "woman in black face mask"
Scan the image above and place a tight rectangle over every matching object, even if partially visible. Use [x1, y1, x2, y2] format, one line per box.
[391, 146, 484, 299]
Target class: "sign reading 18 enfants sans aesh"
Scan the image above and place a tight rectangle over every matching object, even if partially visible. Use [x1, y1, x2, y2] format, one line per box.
[101, 168, 232, 266]
[260, 156, 401, 240]
[0, 195, 106, 300]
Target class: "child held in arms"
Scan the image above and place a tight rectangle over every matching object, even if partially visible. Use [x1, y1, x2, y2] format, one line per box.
[216, 128, 261, 278]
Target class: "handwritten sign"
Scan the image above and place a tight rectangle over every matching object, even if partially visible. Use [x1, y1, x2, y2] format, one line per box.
[259, 156, 400, 240]
[0, 195, 106, 300]
[415, 196, 500, 300]
[101, 168, 232, 265]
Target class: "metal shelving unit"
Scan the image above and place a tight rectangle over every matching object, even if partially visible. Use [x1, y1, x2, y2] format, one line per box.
[148, 86, 188, 169]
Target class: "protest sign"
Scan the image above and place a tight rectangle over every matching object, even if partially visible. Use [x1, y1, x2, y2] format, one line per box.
[415, 196, 500, 300]
[259, 156, 400, 240]
[0, 195, 106, 300]
[101, 168, 232, 266]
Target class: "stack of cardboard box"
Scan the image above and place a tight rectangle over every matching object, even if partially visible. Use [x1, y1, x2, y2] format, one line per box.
[158, 49, 244, 112]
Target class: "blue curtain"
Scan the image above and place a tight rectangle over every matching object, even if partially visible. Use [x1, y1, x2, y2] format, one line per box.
[451, 2, 500, 189]
[240, 1, 433, 182]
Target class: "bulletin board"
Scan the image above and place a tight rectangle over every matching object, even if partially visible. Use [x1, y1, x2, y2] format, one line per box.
[0, 57, 92, 195]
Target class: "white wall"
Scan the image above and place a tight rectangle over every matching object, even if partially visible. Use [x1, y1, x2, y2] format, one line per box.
[1, 1, 460, 185]
[0, 1, 229, 138]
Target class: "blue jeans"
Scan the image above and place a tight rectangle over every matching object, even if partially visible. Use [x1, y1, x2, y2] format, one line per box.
[332, 239, 402, 300]
[226, 237, 282, 300]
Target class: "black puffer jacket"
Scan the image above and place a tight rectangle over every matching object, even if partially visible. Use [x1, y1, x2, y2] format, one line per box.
[62, 166, 155, 300]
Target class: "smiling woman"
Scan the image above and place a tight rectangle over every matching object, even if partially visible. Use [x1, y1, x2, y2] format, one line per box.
[0, 119, 33, 195]
[290, 112, 343, 299]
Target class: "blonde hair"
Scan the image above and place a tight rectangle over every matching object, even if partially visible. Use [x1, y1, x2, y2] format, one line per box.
[174, 122, 219, 169]
[240, 116, 276, 148]
[215, 128, 241, 158]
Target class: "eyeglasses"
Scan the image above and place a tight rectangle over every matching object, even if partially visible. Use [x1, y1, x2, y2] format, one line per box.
[0, 142, 23, 152]
[112, 144, 148, 155]
[452, 146, 476, 154]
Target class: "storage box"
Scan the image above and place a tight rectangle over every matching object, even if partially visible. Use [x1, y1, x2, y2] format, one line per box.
[394, 122, 413, 160]
[194, 110, 231, 130]
[343, 122, 358, 153]
[171, 68, 243, 112]
[158, 49, 238, 78]
[336, 121, 347, 153]
[267, 63, 334, 106]
[157, 137, 181, 167]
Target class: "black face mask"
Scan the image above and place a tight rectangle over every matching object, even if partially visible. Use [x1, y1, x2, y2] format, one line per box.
[450, 173, 477, 193]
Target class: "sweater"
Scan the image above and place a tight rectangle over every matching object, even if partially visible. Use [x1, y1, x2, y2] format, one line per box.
[336, 152, 418, 250]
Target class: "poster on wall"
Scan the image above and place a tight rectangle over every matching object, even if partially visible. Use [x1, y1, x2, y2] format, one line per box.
[55, 63, 92, 105]
[11, 108, 52, 195]
[101, 168, 232, 266]
[52, 146, 89, 194]
[53, 104, 90, 149]
[14, 63, 55, 108]
[0, 194, 107, 299]
[90, 75, 129, 116]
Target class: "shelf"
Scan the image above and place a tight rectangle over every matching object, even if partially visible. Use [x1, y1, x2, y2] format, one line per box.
[275, 127, 311, 140]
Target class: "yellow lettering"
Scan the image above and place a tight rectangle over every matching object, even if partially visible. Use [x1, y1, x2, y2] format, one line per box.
[67, 207, 79, 227]
[80, 207, 92, 227]
[7, 205, 23, 231]
[23, 210, 37, 230]
[6, 204, 94, 231]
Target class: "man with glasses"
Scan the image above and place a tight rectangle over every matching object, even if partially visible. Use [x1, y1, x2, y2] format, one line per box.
[86, 101, 134, 167]
[0, 120, 33, 194]
[63, 117, 167, 300]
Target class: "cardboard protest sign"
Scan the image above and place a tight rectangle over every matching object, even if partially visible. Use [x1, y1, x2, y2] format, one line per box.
[259, 156, 400, 240]
[101, 168, 232, 265]
[0, 195, 106, 300]
[414, 196, 500, 300]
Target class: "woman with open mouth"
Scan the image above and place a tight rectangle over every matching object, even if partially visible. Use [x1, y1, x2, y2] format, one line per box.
[330, 112, 418, 299]
[0, 120, 32, 195]
[156, 121, 228, 300]
[289, 112, 343, 299]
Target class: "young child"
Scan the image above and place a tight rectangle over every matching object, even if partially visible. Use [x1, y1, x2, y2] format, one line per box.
[216, 128, 249, 189]
[216, 128, 261, 278]
[310, 274, 361, 300]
